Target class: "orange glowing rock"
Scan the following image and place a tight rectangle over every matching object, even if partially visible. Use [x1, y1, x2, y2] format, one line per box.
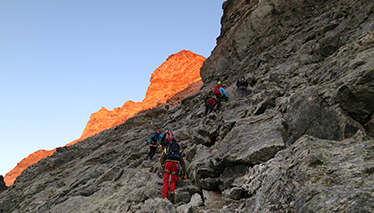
[4, 50, 205, 186]
[76, 50, 205, 141]
[4, 149, 55, 186]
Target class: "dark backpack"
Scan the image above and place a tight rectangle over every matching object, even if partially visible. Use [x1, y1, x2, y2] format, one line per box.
[166, 141, 181, 160]
[205, 96, 216, 106]
[150, 133, 160, 144]
[237, 77, 248, 87]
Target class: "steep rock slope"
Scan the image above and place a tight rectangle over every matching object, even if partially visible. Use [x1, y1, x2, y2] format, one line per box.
[3, 50, 205, 187]
[1, 0, 374, 212]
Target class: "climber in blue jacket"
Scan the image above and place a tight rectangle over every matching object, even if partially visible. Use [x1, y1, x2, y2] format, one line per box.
[213, 81, 229, 111]
[148, 130, 163, 160]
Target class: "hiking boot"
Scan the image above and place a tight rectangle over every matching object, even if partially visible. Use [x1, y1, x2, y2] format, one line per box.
[163, 196, 169, 201]
[169, 191, 175, 203]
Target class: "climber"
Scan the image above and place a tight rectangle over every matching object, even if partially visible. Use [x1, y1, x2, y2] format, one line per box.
[148, 130, 163, 160]
[159, 138, 187, 203]
[204, 94, 217, 116]
[160, 130, 175, 150]
[213, 81, 229, 111]
[236, 76, 249, 97]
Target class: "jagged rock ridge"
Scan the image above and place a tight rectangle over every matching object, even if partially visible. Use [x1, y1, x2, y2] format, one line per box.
[3, 149, 56, 187]
[78, 49, 205, 141]
[1, 0, 374, 212]
[3, 50, 205, 187]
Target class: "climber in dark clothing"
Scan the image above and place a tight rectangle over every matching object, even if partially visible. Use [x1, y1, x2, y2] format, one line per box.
[204, 95, 217, 116]
[148, 130, 163, 160]
[236, 76, 249, 97]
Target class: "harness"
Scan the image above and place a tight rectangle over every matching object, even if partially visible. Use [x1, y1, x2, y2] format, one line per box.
[164, 160, 179, 175]
[164, 169, 178, 175]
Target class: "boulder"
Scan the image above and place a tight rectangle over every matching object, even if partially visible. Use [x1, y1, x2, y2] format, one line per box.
[213, 111, 286, 168]
[336, 85, 374, 124]
[139, 198, 176, 213]
[284, 89, 343, 144]
[176, 193, 203, 213]
[202, 190, 224, 209]
[223, 187, 243, 200]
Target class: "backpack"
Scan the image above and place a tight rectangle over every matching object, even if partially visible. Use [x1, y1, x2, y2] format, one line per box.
[213, 86, 221, 95]
[239, 77, 246, 84]
[166, 141, 181, 160]
[205, 96, 216, 105]
[165, 131, 174, 143]
[150, 133, 159, 144]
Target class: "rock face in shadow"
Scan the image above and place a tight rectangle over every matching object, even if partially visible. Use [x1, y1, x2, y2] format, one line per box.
[0, 176, 7, 192]
[1, 0, 374, 212]
[336, 69, 374, 126]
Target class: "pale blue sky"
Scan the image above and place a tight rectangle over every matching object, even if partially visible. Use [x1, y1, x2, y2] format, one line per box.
[0, 1, 225, 177]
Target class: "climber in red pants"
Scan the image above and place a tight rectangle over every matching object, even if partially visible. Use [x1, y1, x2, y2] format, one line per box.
[159, 136, 187, 203]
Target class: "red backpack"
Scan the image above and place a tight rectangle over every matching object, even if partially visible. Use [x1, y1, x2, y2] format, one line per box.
[213, 85, 221, 95]
[165, 131, 174, 143]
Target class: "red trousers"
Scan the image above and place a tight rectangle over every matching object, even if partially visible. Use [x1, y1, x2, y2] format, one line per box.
[162, 161, 179, 198]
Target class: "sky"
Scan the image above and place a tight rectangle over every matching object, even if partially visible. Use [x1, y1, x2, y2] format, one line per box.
[0, 0, 225, 177]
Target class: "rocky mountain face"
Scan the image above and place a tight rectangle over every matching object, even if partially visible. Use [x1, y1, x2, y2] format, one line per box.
[3, 150, 56, 187]
[3, 50, 205, 187]
[1, 0, 374, 212]
[78, 50, 205, 142]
